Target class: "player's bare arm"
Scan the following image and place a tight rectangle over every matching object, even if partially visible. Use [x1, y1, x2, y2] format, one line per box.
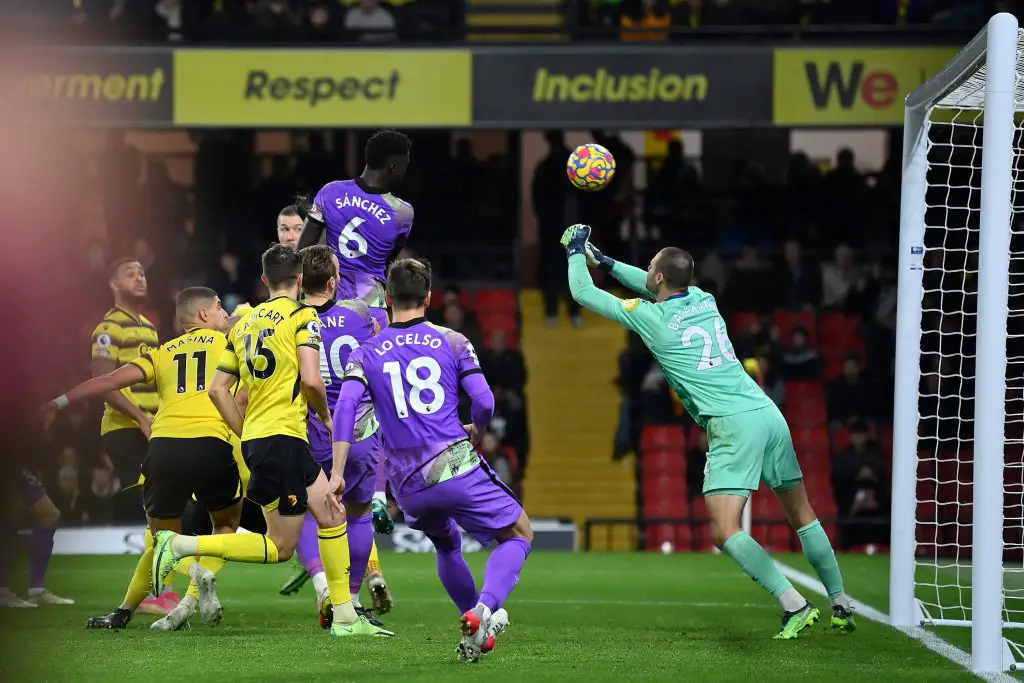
[233, 384, 249, 419]
[298, 345, 331, 430]
[43, 364, 146, 429]
[209, 369, 244, 437]
[91, 358, 152, 435]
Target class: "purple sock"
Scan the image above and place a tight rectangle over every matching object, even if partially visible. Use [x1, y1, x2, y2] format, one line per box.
[0, 521, 18, 588]
[347, 513, 373, 595]
[295, 513, 324, 577]
[430, 524, 479, 613]
[28, 526, 55, 590]
[479, 537, 531, 612]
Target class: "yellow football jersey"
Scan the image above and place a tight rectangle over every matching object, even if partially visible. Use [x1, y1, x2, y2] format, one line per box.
[130, 328, 232, 442]
[217, 296, 321, 442]
[91, 307, 160, 434]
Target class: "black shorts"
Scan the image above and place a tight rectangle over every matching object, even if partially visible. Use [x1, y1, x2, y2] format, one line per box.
[243, 435, 320, 516]
[142, 437, 241, 520]
[182, 498, 267, 535]
[102, 428, 149, 486]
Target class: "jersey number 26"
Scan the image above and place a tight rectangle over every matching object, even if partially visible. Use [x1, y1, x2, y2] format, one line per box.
[681, 317, 737, 371]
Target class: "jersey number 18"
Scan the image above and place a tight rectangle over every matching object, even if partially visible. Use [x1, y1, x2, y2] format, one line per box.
[382, 356, 445, 418]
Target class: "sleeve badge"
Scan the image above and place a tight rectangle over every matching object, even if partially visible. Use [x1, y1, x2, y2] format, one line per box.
[622, 298, 641, 312]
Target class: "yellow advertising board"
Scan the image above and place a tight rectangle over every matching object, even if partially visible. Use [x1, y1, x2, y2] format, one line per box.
[173, 50, 471, 127]
[773, 47, 958, 126]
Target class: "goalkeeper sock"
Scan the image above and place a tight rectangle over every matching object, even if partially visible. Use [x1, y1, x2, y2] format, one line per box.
[318, 523, 358, 624]
[121, 529, 155, 610]
[797, 520, 850, 609]
[722, 531, 804, 610]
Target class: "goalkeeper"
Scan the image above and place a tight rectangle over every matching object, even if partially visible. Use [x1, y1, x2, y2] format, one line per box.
[561, 224, 855, 639]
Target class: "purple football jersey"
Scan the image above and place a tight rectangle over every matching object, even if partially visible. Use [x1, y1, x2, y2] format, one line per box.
[309, 179, 414, 308]
[343, 319, 482, 495]
[307, 299, 377, 454]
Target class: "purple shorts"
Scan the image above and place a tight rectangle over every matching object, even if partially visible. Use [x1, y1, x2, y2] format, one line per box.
[310, 432, 381, 506]
[395, 460, 523, 546]
[18, 468, 46, 506]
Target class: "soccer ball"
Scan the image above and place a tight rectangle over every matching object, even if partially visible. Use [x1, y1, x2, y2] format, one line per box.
[566, 143, 616, 191]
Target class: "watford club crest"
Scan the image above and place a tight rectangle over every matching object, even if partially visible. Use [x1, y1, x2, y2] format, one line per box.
[287, 495, 298, 507]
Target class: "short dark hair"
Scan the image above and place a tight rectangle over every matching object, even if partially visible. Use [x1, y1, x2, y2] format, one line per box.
[300, 244, 336, 294]
[365, 129, 411, 169]
[386, 258, 432, 309]
[176, 286, 218, 322]
[656, 247, 694, 290]
[262, 243, 303, 290]
[108, 257, 141, 281]
[278, 204, 300, 219]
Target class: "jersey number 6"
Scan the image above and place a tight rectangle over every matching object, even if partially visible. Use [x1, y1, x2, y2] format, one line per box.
[339, 217, 369, 259]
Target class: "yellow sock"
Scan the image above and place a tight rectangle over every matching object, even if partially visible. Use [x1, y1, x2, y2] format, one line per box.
[367, 539, 382, 576]
[121, 529, 154, 609]
[197, 533, 279, 564]
[182, 557, 226, 602]
[318, 523, 357, 623]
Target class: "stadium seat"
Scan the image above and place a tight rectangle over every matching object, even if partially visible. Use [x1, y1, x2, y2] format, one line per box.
[791, 426, 830, 458]
[818, 312, 861, 347]
[642, 474, 686, 503]
[731, 311, 760, 335]
[478, 312, 518, 338]
[642, 450, 686, 476]
[784, 380, 824, 403]
[642, 495, 688, 520]
[785, 400, 828, 428]
[831, 424, 879, 452]
[475, 289, 518, 314]
[775, 310, 817, 346]
[641, 424, 686, 452]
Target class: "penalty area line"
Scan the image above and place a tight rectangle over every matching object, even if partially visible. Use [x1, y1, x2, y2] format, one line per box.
[774, 560, 1017, 683]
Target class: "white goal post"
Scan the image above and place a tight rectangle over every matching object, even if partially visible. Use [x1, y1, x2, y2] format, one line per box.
[891, 12, 1022, 674]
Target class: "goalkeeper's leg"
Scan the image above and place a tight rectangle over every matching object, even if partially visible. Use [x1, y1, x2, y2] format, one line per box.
[775, 482, 855, 634]
[706, 492, 818, 639]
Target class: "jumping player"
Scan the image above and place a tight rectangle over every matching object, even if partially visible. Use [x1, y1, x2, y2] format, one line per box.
[151, 244, 392, 638]
[333, 259, 529, 662]
[45, 288, 242, 630]
[294, 130, 413, 611]
[562, 225, 855, 639]
[298, 245, 387, 627]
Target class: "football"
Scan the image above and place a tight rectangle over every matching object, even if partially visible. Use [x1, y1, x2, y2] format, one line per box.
[566, 143, 616, 191]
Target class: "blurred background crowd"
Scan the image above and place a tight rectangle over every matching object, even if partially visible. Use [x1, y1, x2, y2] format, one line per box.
[9, 0, 1019, 43]
[19, 0, 1020, 554]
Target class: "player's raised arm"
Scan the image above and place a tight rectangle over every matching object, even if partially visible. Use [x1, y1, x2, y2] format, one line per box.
[561, 225, 658, 335]
[585, 241, 654, 300]
[296, 193, 327, 250]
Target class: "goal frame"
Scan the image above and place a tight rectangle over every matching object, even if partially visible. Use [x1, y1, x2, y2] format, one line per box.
[890, 12, 1019, 674]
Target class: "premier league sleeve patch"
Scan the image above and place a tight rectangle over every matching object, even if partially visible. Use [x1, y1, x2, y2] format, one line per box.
[621, 298, 641, 312]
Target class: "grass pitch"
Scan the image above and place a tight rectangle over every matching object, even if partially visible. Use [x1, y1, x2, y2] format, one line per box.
[0, 552, 981, 682]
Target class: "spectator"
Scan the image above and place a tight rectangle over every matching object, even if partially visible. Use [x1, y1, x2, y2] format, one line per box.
[345, 0, 397, 42]
[250, 0, 302, 40]
[723, 245, 778, 314]
[86, 465, 120, 526]
[479, 431, 516, 490]
[480, 328, 527, 395]
[154, 0, 183, 41]
[303, 2, 342, 41]
[443, 302, 483, 351]
[685, 429, 708, 501]
[207, 252, 250, 304]
[779, 239, 823, 308]
[831, 420, 889, 548]
[827, 355, 874, 426]
[52, 466, 87, 527]
[645, 139, 701, 242]
[619, 0, 671, 41]
[490, 387, 530, 477]
[821, 243, 864, 309]
[532, 131, 583, 326]
[780, 325, 820, 380]
[758, 354, 785, 407]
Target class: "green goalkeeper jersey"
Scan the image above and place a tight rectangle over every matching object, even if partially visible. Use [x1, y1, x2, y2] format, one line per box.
[567, 254, 772, 427]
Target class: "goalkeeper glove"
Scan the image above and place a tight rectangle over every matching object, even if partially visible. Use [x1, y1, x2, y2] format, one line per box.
[371, 496, 395, 535]
[585, 241, 615, 274]
[560, 224, 591, 257]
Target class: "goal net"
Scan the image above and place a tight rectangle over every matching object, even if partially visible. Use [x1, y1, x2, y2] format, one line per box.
[891, 12, 1024, 674]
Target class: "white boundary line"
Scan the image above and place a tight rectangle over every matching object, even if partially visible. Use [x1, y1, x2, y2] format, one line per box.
[775, 561, 1017, 683]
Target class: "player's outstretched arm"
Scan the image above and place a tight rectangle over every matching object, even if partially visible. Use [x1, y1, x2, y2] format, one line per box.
[90, 358, 151, 431]
[44, 364, 146, 428]
[209, 370, 244, 437]
[296, 195, 326, 250]
[585, 241, 653, 299]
